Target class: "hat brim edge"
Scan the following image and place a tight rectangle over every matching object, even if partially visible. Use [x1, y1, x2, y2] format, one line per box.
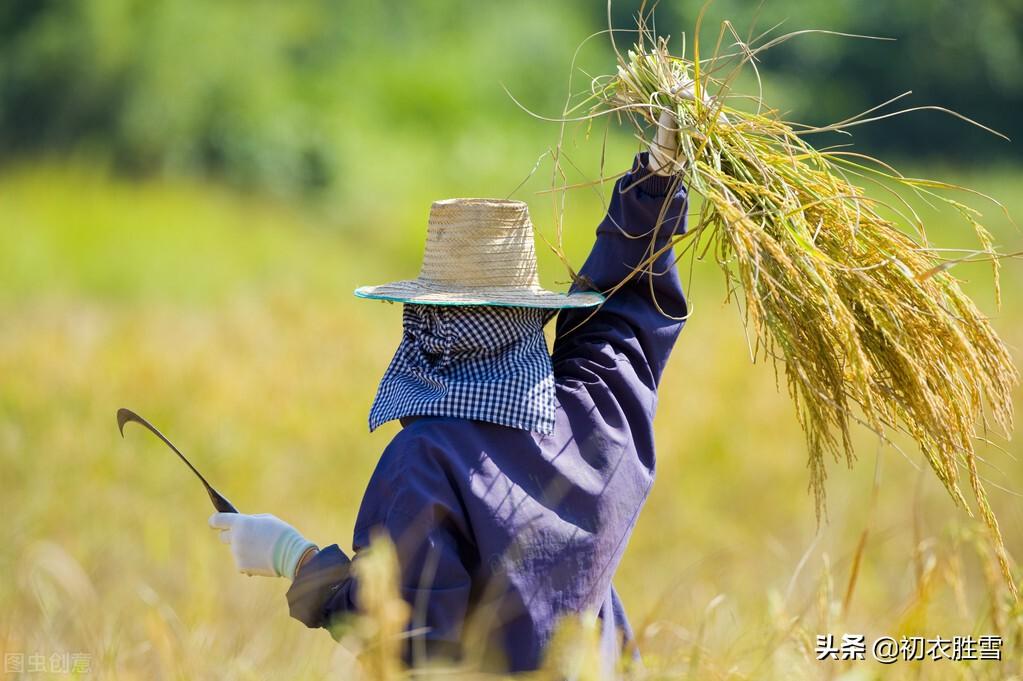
[354, 284, 604, 309]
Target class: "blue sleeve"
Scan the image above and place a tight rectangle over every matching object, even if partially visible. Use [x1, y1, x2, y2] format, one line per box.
[286, 433, 473, 663]
[552, 152, 688, 406]
[286, 543, 356, 635]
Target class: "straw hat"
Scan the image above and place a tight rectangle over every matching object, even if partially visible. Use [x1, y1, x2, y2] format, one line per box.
[355, 198, 603, 309]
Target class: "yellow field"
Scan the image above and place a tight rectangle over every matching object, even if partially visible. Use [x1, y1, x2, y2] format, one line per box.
[1, 161, 1021, 679]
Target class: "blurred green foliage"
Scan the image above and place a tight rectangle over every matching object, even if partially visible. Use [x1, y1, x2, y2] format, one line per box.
[1, 1, 1020, 200]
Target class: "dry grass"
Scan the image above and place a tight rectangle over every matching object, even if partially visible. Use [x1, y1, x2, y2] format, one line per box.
[2, 162, 1021, 679]
[543, 8, 1021, 599]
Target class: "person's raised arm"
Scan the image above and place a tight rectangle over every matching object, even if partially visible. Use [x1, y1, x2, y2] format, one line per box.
[551, 150, 689, 400]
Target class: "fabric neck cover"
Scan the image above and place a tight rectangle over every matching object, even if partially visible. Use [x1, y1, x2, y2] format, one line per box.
[369, 305, 556, 434]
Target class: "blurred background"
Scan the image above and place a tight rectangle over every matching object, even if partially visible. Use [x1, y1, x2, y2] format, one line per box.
[1, 1, 1021, 679]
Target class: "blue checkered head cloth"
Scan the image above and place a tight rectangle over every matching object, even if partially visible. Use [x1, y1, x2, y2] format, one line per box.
[369, 305, 557, 434]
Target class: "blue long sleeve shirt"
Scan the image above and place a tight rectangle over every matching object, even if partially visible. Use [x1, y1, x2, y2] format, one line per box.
[286, 153, 689, 672]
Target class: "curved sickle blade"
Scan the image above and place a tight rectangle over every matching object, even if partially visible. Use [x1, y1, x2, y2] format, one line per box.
[116, 408, 238, 514]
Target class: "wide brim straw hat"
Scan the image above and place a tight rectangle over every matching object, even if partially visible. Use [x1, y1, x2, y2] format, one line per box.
[355, 198, 603, 309]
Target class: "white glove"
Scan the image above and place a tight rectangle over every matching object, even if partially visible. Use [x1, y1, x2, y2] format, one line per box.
[648, 108, 683, 177]
[209, 512, 316, 579]
[647, 80, 729, 176]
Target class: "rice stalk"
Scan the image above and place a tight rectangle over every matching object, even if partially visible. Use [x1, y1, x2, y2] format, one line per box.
[352, 531, 411, 680]
[552, 11, 1019, 598]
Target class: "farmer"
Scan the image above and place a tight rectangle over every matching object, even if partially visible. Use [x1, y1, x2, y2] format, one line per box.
[210, 106, 691, 672]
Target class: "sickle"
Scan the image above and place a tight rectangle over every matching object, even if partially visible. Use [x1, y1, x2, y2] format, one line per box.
[116, 408, 239, 514]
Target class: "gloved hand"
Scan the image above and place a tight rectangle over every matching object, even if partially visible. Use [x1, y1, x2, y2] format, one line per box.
[647, 80, 728, 176]
[209, 512, 317, 579]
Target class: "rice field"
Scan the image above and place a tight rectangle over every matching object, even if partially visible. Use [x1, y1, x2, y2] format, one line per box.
[1, 160, 1022, 679]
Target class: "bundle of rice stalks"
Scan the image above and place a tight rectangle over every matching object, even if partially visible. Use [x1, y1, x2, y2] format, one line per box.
[558, 13, 1019, 595]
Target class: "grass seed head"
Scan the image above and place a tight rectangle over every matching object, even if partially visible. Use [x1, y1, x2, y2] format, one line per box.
[577, 26, 1019, 598]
